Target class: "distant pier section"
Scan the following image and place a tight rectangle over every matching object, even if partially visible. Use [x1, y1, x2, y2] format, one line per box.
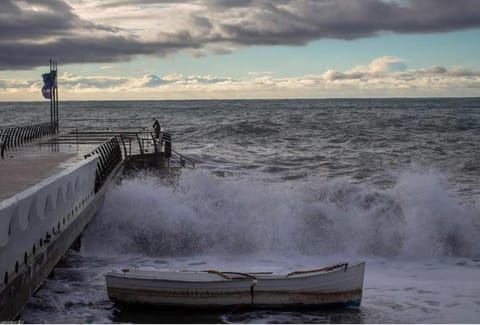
[0, 63, 193, 320]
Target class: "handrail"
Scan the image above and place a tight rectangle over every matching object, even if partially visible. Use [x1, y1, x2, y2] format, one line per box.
[51, 127, 195, 169]
[64, 126, 149, 133]
[171, 149, 195, 168]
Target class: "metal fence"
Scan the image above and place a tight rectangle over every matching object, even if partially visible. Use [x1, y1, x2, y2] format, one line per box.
[84, 137, 123, 193]
[1, 122, 57, 158]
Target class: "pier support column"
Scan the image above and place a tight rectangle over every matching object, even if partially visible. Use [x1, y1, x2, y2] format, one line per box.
[70, 235, 82, 252]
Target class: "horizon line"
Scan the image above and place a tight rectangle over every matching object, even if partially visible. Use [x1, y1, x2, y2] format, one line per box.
[1, 96, 480, 103]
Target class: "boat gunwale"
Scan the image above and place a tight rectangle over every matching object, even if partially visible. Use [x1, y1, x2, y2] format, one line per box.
[104, 262, 365, 283]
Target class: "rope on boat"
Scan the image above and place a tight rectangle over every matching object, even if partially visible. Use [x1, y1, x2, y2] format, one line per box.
[286, 262, 349, 277]
[223, 272, 257, 279]
[200, 270, 268, 280]
[203, 269, 232, 280]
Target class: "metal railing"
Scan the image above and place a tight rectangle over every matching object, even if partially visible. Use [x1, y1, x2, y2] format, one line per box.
[55, 128, 155, 155]
[171, 149, 196, 168]
[84, 137, 123, 192]
[0, 122, 57, 158]
[116, 132, 157, 158]
[36, 126, 195, 169]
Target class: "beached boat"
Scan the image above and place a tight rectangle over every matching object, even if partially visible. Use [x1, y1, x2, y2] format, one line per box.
[105, 262, 365, 308]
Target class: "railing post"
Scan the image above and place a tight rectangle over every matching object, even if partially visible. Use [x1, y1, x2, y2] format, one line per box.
[33, 125, 39, 139]
[150, 133, 158, 153]
[118, 135, 127, 160]
[12, 128, 20, 147]
[19, 127, 27, 145]
[136, 134, 144, 155]
[163, 132, 171, 159]
[113, 138, 122, 163]
[6, 129, 13, 148]
[26, 126, 33, 141]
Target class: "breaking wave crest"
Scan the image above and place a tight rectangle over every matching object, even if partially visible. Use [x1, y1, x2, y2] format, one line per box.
[83, 170, 480, 258]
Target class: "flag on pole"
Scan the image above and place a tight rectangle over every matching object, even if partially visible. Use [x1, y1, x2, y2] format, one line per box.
[41, 71, 56, 99]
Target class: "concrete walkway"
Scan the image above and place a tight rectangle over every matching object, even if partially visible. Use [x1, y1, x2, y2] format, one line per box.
[0, 152, 77, 201]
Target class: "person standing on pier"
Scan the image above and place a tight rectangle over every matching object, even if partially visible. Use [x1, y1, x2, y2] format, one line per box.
[152, 118, 161, 139]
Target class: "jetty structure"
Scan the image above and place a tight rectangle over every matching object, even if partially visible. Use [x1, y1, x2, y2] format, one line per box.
[0, 62, 194, 320]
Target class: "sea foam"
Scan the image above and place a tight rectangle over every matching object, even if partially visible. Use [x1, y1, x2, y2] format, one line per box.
[83, 169, 480, 258]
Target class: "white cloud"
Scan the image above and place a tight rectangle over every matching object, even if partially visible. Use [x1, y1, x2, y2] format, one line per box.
[1, 57, 479, 100]
[352, 56, 407, 74]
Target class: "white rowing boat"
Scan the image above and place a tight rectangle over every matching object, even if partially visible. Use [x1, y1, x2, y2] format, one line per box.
[105, 262, 365, 308]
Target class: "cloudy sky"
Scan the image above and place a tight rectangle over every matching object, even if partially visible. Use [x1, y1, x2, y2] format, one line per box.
[1, 0, 480, 100]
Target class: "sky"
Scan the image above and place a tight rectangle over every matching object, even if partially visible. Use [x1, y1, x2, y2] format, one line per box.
[1, 0, 480, 100]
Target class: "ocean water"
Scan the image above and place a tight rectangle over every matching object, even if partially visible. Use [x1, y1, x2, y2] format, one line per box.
[2, 98, 480, 323]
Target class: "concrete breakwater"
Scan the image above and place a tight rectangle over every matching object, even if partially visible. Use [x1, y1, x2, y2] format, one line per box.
[0, 156, 97, 284]
[0, 151, 122, 320]
[0, 132, 124, 320]
[0, 118, 191, 320]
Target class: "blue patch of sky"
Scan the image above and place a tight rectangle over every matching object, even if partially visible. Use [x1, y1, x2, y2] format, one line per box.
[111, 29, 480, 79]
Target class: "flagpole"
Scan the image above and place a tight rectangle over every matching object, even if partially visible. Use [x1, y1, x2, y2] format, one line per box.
[55, 61, 59, 133]
[42, 60, 58, 133]
[50, 59, 53, 126]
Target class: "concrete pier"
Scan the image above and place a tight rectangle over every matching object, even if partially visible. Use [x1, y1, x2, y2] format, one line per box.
[0, 134, 123, 320]
[0, 125, 188, 320]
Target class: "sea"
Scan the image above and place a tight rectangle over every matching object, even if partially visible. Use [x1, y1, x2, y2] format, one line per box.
[2, 98, 480, 323]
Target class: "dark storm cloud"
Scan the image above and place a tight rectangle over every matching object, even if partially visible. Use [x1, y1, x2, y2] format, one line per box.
[0, 37, 198, 70]
[0, 0, 201, 70]
[210, 0, 256, 8]
[0, 0, 188, 69]
[96, 0, 256, 8]
[1, 0, 480, 70]
[0, 0, 76, 41]
[215, 0, 480, 45]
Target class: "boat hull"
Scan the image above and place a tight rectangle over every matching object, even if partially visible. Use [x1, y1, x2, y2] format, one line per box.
[105, 262, 365, 308]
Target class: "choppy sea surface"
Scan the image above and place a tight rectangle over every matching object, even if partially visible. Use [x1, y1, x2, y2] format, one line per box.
[2, 98, 480, 323]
